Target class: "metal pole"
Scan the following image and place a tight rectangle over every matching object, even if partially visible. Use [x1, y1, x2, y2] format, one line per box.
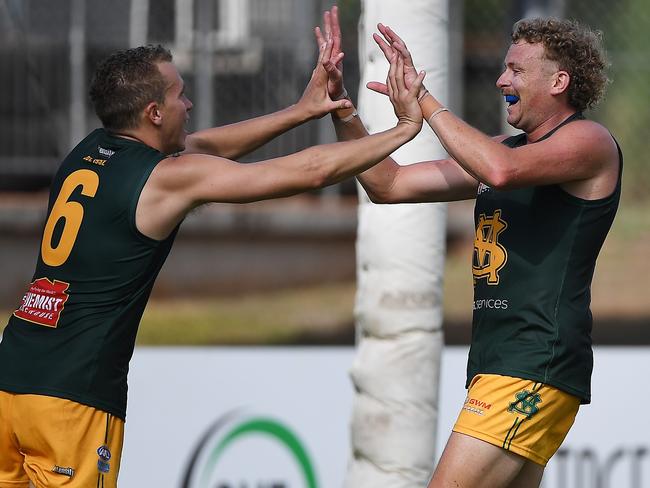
[69, 0, 86, 149]
[195, 0, 214, 130]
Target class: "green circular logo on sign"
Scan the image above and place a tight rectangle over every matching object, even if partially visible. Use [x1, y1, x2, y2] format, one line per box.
[182, 411, 319, 488]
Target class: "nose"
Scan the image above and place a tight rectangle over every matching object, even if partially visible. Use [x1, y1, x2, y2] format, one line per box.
[185, 97, 193, 111]
[496, 70, 509, 89]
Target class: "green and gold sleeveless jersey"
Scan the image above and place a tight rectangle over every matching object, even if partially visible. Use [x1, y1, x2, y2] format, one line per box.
[468, 113, 621, 404]
[0, 129, 177, 419]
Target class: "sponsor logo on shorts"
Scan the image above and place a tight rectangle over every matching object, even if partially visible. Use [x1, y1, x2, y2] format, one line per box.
[462, 396, 492, 415]
[508, 390, 542, 419]
[52, 465, 75, 477]
[97, 445, 111, 474]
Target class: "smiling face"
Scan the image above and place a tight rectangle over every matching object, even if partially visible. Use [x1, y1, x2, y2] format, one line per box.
[156, 62, 193, 154]
[496, 41, 566, 134]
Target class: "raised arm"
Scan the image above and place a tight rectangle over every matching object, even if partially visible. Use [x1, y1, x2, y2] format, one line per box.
[318, 8, 478, 204]
[371, 25, 618, 194]
[182, 33, 351, 160]
[135, 46, 424, 241]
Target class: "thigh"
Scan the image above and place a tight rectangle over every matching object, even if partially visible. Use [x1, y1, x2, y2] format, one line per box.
[12, 394, 124, 488]
[0, 391, 30, 487]
[428, 431, 530, 488]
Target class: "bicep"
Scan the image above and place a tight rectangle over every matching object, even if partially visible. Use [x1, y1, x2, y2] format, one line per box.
[385, 158, 478, 203]
[500, 122, 617, 189]
[156, 153, 316, 208]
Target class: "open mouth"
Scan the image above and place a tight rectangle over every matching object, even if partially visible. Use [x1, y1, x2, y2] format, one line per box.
[505, 95, 520, 106]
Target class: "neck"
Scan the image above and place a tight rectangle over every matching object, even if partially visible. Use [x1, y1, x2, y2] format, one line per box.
[108, 127, 162, 152]
[526, 107, 577, 143]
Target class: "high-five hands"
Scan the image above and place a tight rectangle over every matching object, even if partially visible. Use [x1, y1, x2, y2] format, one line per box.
[386, 51, 425, 133]
[314, 6, 346, 101]
[367, 23, 426, 98]
[297, 29, 352, 119]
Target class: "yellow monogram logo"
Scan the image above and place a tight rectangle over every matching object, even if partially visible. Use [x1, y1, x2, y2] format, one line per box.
[473, 210, 508, 285]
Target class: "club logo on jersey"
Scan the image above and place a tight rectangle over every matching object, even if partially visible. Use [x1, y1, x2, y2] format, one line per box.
[13, 277, 70, 327]
[508, 390, 542, 419]
[473, 209, 508, 285]
[97, 445, 111, 474]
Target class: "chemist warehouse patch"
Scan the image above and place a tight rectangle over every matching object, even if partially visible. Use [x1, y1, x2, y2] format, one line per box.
[13, 277, 70, 327]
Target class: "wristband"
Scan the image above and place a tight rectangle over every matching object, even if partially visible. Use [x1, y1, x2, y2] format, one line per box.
[417, 89, 430, 102]
[427, 107, 449, 124]
[338, 110, 358, 123]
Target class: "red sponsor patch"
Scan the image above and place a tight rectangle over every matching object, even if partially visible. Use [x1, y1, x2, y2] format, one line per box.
[13, 278, 70, 328]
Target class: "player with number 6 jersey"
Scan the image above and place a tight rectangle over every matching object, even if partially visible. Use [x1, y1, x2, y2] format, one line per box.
[1, 129, 171, 420]
[0, 38, 425, 487]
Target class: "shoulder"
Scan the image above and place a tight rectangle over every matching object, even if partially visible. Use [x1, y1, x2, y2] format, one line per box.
[555, 119, 617, 154]
[557, 119, 619, 173]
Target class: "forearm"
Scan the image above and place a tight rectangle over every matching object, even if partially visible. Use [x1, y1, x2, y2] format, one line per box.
[302, 121, 417, 187]
[419, 94, 511, 187]
[185, 104, 310, 160]
[331, 105, 403, 195]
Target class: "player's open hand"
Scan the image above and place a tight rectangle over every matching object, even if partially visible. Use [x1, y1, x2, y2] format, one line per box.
[367, 24, 423, 98]
[297, 35, 352, 119]
[314, 6, 346, 101]
[387, 52, 425, 135]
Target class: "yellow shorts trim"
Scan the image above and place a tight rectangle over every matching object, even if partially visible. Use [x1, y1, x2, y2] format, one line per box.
[452, 374, 580, 466]
[0, 391, 124, 488]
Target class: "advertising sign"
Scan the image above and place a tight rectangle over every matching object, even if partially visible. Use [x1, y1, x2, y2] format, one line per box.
[121, 347, 649, 487]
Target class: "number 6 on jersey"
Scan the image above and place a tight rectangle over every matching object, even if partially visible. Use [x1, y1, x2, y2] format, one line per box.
[41, 169, 99, 267]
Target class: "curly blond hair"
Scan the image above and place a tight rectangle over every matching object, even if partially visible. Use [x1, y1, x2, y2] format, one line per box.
[512, 18, 609, 111]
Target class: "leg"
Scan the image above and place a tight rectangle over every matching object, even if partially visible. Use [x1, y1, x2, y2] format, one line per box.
[428, 432, 537, 488]
[0, 391, 30, 488]
[508, 460, 544, 488]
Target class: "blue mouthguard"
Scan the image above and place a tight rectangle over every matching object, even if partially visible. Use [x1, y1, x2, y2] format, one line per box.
[505, 95, 520, 105]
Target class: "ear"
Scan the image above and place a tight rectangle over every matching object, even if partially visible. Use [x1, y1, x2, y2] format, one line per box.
[551, 70, 570, 96]
[144, 101, 163, 126]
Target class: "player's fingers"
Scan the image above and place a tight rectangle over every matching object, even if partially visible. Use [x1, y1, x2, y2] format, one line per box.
[387, 53, 398, 97]
[331, 52, 345, 68]
[316, 38, 331, 66]
[373, 33, 394, 61]
[331, 6, 341, 38]
[314, 26, 325, 46]
[322, 37, 334, 62]
[332, 32, 341, 57]
[392, 41, 415, 66]
[409, 70, 427, 97]
[395, 55, 406, 93]
[385, 25, 408, 49]
[323, 57, 342, 76]
[366, 81, 389, 96]
[323, 10, 332, 39]
[329, 99, 352, 111]
[377, 23, 391, 41]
